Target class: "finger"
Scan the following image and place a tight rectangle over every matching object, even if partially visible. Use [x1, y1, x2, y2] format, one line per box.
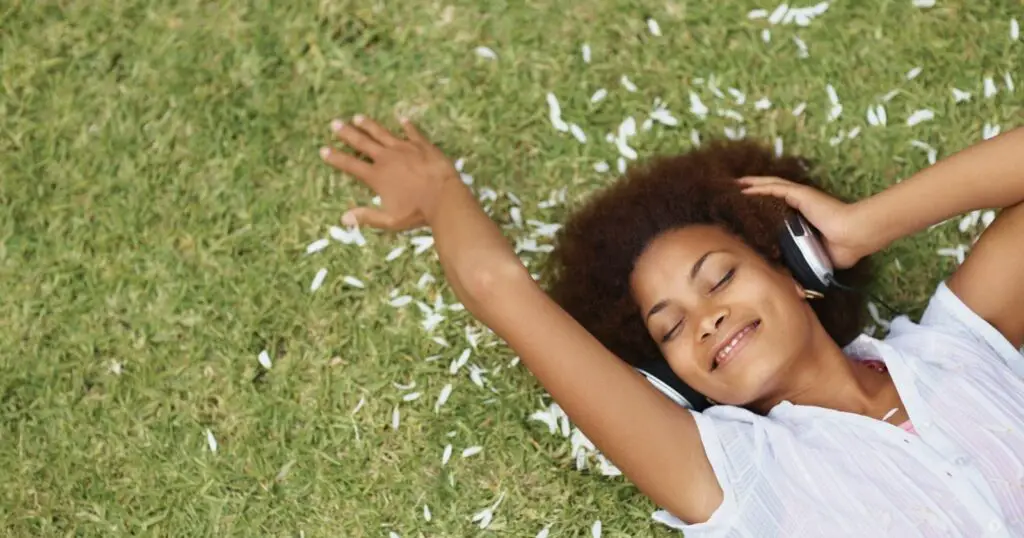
[737, 175, 793, 187]
[352, 115, 400, 147]
[740, 184, 808, 212]
[399, 117, 428, 144]
[342, 207, 399, 231]
[331, 120, 383, 159]
[320, 146, 373, 179]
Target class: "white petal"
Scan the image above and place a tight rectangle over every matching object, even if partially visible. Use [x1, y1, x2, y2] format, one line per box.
[647, 18, 662, 36]
[536, 526, 552, 538]
[792, 102, 807, 116]
[688, 91, 709, 118]
[792, 36, 808, 58]
[590, 88, 608, 103]
[905, 66, 922, 80]
[912, 0, 935, 7]
[591, 520, 602, 538]
[906, 109, 934, 126]
[435, 383, 453, 412]
[754, 97, 772, 110]
[768, 4, 789, 24]
[389, 532, 400, 538]
[762, 29, 771, 43]
[305, 238, 329, 254]
[402, 392, 421, 402]
[391, 406, 400, 430]
[848, 126, 861, 139]
[774, 137, 784, 157]
[581, 43, 591, 63]
[474, 46, 498, 60]
[617, 157, 627, 174]
[826, 84, 840, 105]
[342, 276, 365, 289]
[423, 505, 432, 521]
[351, 396, 366, 414]
[748, 9, 769, 20]
[876, 104, 887, 126]
[984, 76, 997, 98]
[1012, 18, 1020, 41]
[1005, 72, 1015, 92]
[569, 123, 587, 143]
[593, 161, 610, 173]
[983, 123, 1001, 140]
[546, 93, 569, 132]
[952, 88, 972, 102]
[205, 429, 218, 453]
[461, 445, 483, 458]
[258, 350, 272, 369]
[982, 210, 996, 228]
[727, 87, 746, 104]
[620, 75, 638, 92]
[454, 158, 465, 171]
[310, 268, 328, 292]
[442, 444, 453, 465]
[410, 235, 435, 255]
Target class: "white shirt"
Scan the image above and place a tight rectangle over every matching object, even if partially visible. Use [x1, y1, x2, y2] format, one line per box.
[662, 282, 1024, 537]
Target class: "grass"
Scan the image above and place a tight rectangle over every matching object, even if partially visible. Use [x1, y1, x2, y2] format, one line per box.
[0, 0, 1021, 536]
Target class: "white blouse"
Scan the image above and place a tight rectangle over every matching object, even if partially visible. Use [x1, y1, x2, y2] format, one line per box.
[660, 282, 1024, 537]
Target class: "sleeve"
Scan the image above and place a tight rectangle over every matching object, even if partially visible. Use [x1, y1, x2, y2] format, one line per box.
[656, 407, 780, 537]
[912, 281, 1024, 377]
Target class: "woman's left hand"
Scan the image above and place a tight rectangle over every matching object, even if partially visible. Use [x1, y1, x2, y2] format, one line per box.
[738, 176, 879, 269]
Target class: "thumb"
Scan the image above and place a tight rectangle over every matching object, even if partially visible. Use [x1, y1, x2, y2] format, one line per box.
[342, 207, 398, 230]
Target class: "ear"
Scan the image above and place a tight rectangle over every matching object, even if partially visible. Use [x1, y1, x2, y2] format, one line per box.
[793, 281, 806, 299]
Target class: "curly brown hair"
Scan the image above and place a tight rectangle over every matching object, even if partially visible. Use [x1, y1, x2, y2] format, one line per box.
[543, 139, 873, 373]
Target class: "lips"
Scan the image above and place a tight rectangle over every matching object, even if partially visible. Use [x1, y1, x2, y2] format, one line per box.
[711, 320, 761, 370]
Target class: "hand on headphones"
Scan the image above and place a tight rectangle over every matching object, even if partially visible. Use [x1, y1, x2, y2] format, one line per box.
[737, 176, 876, 269]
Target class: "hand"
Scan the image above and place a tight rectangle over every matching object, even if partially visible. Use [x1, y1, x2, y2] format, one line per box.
[320, 115, 461, 231]
[738, 176, 878, 269]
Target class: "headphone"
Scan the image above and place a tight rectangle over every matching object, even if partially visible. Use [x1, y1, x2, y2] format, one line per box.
[634, 213, 834, 411]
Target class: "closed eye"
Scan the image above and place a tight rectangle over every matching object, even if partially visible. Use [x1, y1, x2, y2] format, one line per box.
[710, 268, 736, 292]
[661, 319, 683, 343]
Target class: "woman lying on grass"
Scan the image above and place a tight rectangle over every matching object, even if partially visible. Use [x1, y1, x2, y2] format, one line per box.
[319, 116, 1024, 537]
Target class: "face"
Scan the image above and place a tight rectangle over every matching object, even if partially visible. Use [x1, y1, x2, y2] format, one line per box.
[630, 225, 816, 407]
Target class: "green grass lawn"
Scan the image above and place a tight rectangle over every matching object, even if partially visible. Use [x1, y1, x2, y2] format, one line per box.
[1, 0, 1021, 536]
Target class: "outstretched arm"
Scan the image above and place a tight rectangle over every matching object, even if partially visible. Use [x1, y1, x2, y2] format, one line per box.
[320, 116, 723, 523]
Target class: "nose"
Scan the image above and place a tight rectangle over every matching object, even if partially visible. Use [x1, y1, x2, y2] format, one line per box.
[698, 306, 729, 342]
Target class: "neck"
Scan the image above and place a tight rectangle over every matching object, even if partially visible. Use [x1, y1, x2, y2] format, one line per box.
[750, 327, 887, 417]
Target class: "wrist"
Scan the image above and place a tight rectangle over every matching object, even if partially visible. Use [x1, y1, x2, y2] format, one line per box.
[848, 198, 894, 257]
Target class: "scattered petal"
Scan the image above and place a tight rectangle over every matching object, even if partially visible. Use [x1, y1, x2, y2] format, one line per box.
[984, 76, 997, 98]
[342, 276, 365, 289]
[617, 157, 627, 174]
[1005, 72, 1015, 92]
[982, 210, 997, 228]
[905, 66, 922, 80]
[258, 350, 272, 369]
[952, 88, 972, 102]
[688, 91, 709, 119]
[536, 526, 552, 538]
[754, 97, 772, 110]
[435, 383, 453, 412]
[310, 268, 328, 291]
[1012, 18, 1020, 41]
[647, 18, 662, 36]
[727, 87, 746, 104]
[748, 8, 769, 19]
[594, 161, 610, 173]
[351, 396, 366, 414]
[762, 28, 772, 43]
[416, 273, 436, 289]
[768, 4, 789, 24]
[590, 88, 608, 103]
[461, 445, 483, 458]
[450, 348, 472, 374]
[402, 392, 422, 402]
[983, 123, 1001, 140]
[442, 444, 453, 465]
[385, 246, 406, 261]
[620, 75, 638, 92]
[474, 46, 498, 60]
[591, 520, 603, 538]
[411, 235, 435, 255]
[792, 102, 807, 116]
[391, 406, 400, 430]
[569, 123, 587, 143]
[774, 136, 784, 157]
[912, 0, 935, 7]
[581, 43, 592, 63]
[306, 238, 329, 254]
[205, 429, 218, 453]
[792, 35, 809, 58]
[546, 93, 570, 132]
[423, 505, 432, 522]
[906, 109, 934, 127]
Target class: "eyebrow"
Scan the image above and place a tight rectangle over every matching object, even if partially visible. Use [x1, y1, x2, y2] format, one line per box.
[645, 249, 724, 321]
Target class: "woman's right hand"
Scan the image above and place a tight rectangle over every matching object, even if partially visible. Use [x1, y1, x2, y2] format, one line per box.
[319, 115, 462, 231]
[738, 176, 881, 269]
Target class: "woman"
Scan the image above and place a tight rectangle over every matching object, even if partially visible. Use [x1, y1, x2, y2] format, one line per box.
[318, 115, 1024, 536]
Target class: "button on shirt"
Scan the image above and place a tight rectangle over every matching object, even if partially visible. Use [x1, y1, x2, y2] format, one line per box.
[662, 282, 1024, 537]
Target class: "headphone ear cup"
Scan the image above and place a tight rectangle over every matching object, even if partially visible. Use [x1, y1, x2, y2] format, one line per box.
[636, 361, 712, 412]
[779, 231, 828, 293]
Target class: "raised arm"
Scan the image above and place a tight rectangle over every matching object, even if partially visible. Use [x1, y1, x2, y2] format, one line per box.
[852, 127, 1024, 347]
[740, 127, 1024, 347]
[319, 115, 723, 523]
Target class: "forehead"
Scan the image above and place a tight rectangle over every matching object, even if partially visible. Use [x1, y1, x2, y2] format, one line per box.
[629, 225, 748, 295]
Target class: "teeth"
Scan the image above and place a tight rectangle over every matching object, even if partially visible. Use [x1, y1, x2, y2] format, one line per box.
[716, 323, 755, 365]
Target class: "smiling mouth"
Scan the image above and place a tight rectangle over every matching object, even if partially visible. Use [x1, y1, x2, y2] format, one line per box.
[711, 320, 761, 371]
